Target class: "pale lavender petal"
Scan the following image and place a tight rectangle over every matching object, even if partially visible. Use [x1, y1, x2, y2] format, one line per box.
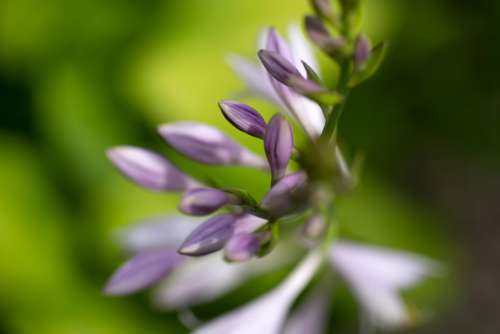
[226, 54, 283, 106]
[178, 214, 239, 256]
[153, 242, 298, 309]
[330, 241, 442, 328]
[193, 250, 322, 334]
[233, 214, 268, 234]
[179, 187, 232, 216]
[219, 100, 267, 138]
[265, 28, 300, 116]
[266, 27, 293, 60]
[283, 283, 332, 334]
[264, 114, 294, 183]
[224, 233, 261, 262]
[158, 122, 267, 169]
[117, 216, 201, 253]
[260, 28, 325, 138]
[288, 23, 320, 77]
[104, 249, 183, 296]
[296, 98, 325, 137]
[107, 146, 197, 191]
[261, 172, 308, 217]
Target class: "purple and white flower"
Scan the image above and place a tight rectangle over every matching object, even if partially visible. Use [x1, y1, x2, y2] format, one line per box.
[104, 4, 444, 333]
[228, 25, 325, 138]
[193, 250, 323, 334]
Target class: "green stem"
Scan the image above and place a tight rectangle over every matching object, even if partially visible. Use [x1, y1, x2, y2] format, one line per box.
[321, 203, 339, 251]
[320, 61, 352, 144]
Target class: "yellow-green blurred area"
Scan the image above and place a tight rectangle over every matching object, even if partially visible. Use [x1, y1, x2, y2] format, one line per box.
[1, 0, 499, 333]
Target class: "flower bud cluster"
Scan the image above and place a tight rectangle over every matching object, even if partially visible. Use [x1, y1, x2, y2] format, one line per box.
[104, 1, 442, 333]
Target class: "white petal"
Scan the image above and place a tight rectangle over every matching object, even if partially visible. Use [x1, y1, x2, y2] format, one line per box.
[292, 97, 325, 138]
[330, 241, 441, 328]
[233, 214, 268, 234]
[154, 242, 299, 309]
[288, 23, 320, 77]
[257, 28, 269, 50]
[283, 283, 331, 334]
[193, 250, 322, 334]
[117, 216, 201, 253]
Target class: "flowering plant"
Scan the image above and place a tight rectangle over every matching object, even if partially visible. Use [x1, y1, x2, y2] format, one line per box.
[104, 0, 442, 332]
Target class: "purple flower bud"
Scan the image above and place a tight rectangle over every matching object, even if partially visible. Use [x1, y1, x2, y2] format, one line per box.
[304, 16, 345, 56]
[258, 50, 324, 95]
[302, 213, 325, 239]
[264, 114, 294, 183]
[106, 146, 196, 191]
[103, 249, 183, 296]
[258, 49, 301, 84]
[179, 187, 232, 216]
[219, 100, 267, 138]
[264, 28, 299, 115]
[224, 233, 261, 262]
[158, 122, 267, 169]
[261, 172, 308, 217]
[354, 35, 372, 70]
[178, 214, 239, 256]
[310, 0, 336, 21]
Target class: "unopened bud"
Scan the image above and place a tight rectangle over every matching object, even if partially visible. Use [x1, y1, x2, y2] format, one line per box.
[179, 188, 233, 216]
[258, 50, 324, 95]
[354, 35, 372, 71]
[264, 114, 294, 183]
[159, 122, 267, 169]
[224, 233, 262, 262]
[107, 146, 197, 191]
[219, 100, 267, 139]
[178, 214, 239, 256]
[310, 0, 336, 22]
[304, 16, 346, 57]
[261, 172, 309, 217]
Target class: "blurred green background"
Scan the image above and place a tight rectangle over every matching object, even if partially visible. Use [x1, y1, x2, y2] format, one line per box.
[1, 0, 499, 333]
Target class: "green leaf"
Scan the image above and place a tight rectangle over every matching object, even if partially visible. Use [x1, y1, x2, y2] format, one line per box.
[223, 187, 259, 207]
[348, 41, 388, 87]
[302, 61, 323, 85]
